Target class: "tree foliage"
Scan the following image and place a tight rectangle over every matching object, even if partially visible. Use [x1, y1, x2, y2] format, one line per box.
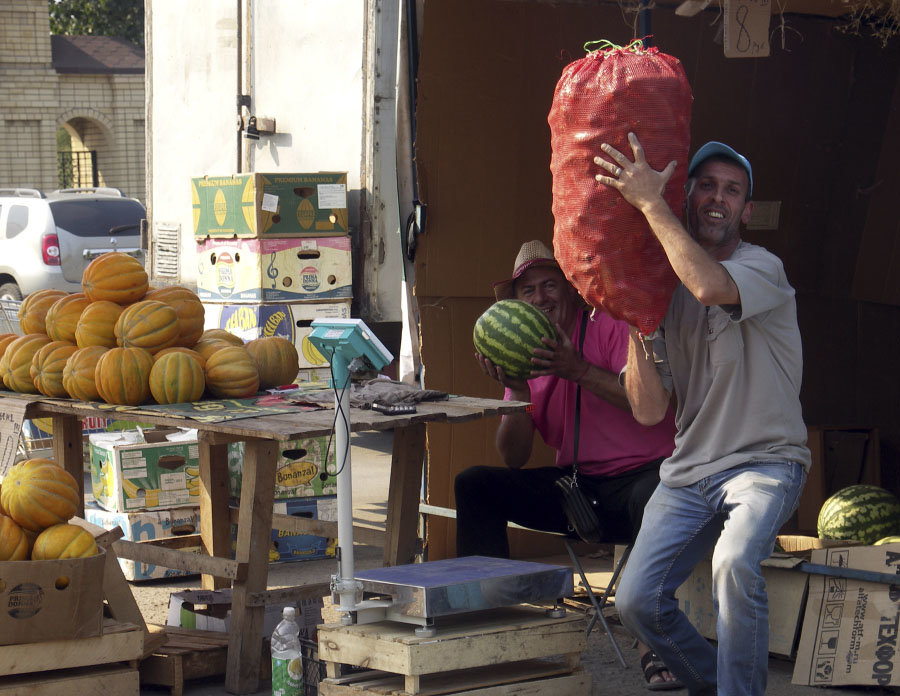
[50, 0, 144, 47]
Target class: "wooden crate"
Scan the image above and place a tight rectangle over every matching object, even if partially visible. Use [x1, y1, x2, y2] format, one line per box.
[0, 619, 144, 695]
[0, 664, 139, 696]
[320, 661, 590, 696]
[317, 605, 589, 696]
[139, 624, 271, 696]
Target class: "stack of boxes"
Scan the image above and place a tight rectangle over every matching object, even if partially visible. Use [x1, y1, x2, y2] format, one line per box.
[192, 172, 353, 383]
[193, 171, 349, 563]
[84, 429, 203, 581]
[227, 439, 337, 563]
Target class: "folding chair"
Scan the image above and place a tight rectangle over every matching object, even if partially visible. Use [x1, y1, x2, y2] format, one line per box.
[564, 537, 632, 668]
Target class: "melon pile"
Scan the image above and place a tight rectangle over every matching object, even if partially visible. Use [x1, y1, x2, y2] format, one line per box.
[0, 252, 300, 405]
[818, 484, 900, 545]
[0, 458, 98, 562]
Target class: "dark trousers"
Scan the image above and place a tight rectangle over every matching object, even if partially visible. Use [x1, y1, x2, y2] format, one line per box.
[454, 459, 663, 558]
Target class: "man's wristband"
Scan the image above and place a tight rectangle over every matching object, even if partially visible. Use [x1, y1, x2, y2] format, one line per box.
[635, 330, 654, 361]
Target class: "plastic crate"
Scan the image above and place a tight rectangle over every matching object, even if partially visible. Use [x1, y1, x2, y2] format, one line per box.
[301, 638, 325, 696]
[0, 299, 21, 335]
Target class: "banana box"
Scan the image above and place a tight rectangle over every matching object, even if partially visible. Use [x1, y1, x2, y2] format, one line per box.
[227, 436, 336, 499]
[83, 501, 201, 581]
[196, 235, 352, 303]
[201, 300, 351, 370]
[192, 172, 348, 239]
[90, 429, 201, 513]
[229, 496, 337, 564]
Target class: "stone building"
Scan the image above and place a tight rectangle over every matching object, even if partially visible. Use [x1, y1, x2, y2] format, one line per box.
[0, 0, 145, 201]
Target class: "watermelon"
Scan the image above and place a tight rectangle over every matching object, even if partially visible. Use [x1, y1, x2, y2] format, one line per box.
[817, 484, 900, 545]
[473, 300, 557, 380]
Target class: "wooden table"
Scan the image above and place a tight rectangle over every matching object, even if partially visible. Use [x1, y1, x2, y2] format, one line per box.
[2, 392, 525, 694]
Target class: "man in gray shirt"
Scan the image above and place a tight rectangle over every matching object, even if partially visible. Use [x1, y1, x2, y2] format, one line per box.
[593, 134, 810, 696]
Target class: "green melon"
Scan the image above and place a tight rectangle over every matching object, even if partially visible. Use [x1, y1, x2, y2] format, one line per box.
[818, 484, 900, 545]
[472, 299, 557, 380]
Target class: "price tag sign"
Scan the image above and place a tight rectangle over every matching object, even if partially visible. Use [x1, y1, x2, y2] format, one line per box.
[724, 0, 771, 58]
[0, 399, 28, 479]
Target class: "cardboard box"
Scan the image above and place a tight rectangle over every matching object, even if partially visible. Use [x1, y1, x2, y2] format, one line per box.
[191, 172, 348, 239]
[202, 300, 351, 370]
[676, 552, 809, 658]
[196, 236, 352, 303]
[793, 543, 900, 687]
[0, 550, 105, 646]
[227, 437, 337, 499]
[90, 430, 201, 513]
[82, 502, 201, 581]
[777, 534, 862, 555]
[167, 588, 324, 641]
[166, 588, 283, 638]
[231, 496, 337, 563]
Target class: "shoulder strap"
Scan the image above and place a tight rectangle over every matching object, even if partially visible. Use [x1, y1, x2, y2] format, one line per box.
[572, 311, 589, 483]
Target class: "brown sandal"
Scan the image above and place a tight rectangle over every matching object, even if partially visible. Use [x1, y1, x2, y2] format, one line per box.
[640, 650, 684, 691]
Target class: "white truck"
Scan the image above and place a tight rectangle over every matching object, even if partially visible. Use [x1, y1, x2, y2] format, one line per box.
[145, 0, 420, 378]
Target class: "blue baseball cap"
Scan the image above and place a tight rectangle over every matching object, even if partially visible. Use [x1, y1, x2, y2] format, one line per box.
[688, 141, 753, 197]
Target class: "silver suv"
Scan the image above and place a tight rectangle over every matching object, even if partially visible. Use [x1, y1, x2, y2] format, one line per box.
[0, 187, 146, 300]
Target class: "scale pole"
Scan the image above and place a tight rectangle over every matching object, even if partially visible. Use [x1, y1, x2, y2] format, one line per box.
[332, 356, 358, 621]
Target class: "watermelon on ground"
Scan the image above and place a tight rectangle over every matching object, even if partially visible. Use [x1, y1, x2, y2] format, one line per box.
[817, 484, 900, 545]
[473, 300, 556, 381]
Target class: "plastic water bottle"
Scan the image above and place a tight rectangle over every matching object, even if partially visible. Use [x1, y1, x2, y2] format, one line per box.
[271, 606, 303, 696]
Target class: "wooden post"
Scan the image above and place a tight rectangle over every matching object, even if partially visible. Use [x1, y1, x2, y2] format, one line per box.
[52, 413, 84, 515]
[198, 437, 232, 591]
[225, 438, 277, 694]
[383, 422, 426, 567]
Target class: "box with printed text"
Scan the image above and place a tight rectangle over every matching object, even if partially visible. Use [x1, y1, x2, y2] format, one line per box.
[227, 436, 337, 500]
[191, 172, 348, 239]
[230, 496, 337, 563]
[83, 501, 201, 581]
[0, 551, 105, 645]
[90, 430, 201, 513]
[196, 235, 352, 303]
[793, 543, 900, 687]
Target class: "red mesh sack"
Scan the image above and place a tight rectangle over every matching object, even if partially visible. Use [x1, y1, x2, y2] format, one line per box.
[548, 40, 692, 334]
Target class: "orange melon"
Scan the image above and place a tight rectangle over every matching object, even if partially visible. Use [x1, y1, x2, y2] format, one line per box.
[0, 458, 80, 533]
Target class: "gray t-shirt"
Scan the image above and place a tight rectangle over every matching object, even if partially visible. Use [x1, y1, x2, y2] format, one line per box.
[651, 241, 811, 487]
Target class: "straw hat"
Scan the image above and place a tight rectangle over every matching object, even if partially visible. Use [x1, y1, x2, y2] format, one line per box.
[492, 240, 561, 301]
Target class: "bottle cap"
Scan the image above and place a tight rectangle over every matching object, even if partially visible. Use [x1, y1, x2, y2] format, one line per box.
[283, 606, 296, 619]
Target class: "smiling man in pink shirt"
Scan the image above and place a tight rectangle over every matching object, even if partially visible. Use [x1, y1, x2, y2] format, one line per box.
[457, 239, 680, 689]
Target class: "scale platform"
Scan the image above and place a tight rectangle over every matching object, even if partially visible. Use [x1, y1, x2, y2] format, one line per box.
[354, 556, 573, 620]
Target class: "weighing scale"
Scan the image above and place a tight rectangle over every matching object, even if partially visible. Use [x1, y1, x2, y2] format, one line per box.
[307, 319, 574, 636]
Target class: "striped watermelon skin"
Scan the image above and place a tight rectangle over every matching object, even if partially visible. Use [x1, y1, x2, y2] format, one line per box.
[473, 300, 557, 380]
[817, 484, 900, 545]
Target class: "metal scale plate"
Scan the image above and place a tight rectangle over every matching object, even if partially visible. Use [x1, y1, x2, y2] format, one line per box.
[354, 556, 573, 619]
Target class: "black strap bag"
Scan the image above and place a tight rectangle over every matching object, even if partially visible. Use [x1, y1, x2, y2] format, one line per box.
[554, 312, 605, 543]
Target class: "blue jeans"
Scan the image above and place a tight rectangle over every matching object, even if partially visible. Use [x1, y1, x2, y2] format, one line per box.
[616, 461, 806, 696]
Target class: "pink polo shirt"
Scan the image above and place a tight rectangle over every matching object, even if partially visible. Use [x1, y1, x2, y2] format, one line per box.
[505, 309, 676, 477]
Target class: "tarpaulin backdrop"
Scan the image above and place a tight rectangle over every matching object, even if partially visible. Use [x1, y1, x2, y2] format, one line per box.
[549, 40, 693, 334]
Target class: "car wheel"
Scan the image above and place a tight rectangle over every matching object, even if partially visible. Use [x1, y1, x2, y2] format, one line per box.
[0, 283, 22, 301]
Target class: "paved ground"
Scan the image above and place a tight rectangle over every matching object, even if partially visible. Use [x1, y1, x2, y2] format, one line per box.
[125, 431, 897, 695]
